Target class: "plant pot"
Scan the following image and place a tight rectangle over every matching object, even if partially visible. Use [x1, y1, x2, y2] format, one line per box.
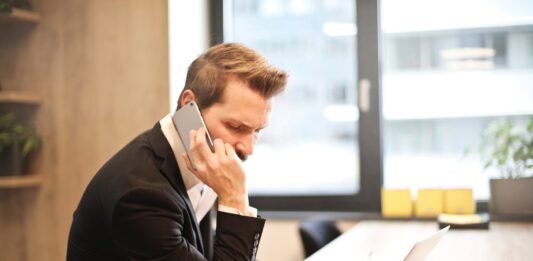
[0, 143, 23, 176]
[490, 178, 533, 220]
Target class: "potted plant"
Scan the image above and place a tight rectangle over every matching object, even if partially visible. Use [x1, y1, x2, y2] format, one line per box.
[0, 0, 32, 13]
[0, 112, 41, 176]
[478, 116, 533, 220]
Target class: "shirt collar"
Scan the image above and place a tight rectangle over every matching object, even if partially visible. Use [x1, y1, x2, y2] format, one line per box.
[159, 113, 201, 190]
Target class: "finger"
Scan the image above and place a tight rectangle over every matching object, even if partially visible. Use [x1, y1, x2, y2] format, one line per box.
[187, 129, 202, 167]
[224, 143, 239, 161]
[189, 128, 208, 166]
[194, 127, 213, 157]
[213, 139, 226, 159]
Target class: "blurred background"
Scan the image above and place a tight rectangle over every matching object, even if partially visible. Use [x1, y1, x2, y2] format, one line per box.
[1, 0, 532, 260]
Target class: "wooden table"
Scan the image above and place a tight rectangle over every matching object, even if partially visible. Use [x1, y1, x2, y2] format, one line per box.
[306, 220, 533, 261]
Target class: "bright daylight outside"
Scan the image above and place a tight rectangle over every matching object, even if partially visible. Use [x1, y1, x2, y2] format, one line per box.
[228, 0, 359, 195]
[381, 0, 533, 199]
[227, 0, 533, 199]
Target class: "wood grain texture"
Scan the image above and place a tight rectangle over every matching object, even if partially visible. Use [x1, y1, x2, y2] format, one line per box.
[0, 1, 169, 260]
[0, 175, 43, 188]
[0, 8, 41, 23]
[0, 90, 42, 104]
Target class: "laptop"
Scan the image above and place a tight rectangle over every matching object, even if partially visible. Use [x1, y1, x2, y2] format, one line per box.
[369, 225, 450, 261]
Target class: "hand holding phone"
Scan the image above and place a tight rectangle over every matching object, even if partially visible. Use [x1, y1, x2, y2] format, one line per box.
[173, 101, 214, 169]
[174, 102, 249, 214]
[183, 131, 248, 214]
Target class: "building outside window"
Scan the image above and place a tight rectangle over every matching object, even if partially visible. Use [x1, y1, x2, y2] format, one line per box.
[225, 0, 360, 196]
[217, 0, 533, 209]
[382, 0, 533, 200]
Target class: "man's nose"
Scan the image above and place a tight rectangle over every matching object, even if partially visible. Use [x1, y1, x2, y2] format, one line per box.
[236, 133, 255, 158]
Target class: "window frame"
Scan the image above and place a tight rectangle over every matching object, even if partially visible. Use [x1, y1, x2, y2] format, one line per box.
[209, 0, 383, 212]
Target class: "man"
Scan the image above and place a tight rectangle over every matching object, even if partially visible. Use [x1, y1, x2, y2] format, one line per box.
[67, 43, 288, 260]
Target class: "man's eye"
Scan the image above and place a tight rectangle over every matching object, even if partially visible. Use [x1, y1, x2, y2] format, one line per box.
[228, 124, 242, 131]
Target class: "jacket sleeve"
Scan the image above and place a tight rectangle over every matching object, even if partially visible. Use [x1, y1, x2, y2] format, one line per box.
[111, 187, 265, 261]
[213, 211, 265, 261]
[112, 187, 205, 260]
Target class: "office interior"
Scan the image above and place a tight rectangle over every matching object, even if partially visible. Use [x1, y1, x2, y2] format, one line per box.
[0, 0, 532, 260]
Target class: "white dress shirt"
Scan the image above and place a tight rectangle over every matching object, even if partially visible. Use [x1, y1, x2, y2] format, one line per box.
[159, 114, 257, 222]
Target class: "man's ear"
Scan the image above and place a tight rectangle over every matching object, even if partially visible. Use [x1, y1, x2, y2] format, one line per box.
[179, 90, 196, 108]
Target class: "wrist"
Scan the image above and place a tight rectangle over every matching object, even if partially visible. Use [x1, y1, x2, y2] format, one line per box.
[219, 195, 247, 214]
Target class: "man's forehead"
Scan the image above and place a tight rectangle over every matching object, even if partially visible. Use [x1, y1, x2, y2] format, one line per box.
[218, 86, 272, 112]
[225, 110, 271, 129]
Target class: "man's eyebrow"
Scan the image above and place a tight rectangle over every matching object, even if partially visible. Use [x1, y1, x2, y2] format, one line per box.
[227, 119, 267, 130]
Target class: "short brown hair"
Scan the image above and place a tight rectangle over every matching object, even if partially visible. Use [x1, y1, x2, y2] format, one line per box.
[178, 43, 288, 110]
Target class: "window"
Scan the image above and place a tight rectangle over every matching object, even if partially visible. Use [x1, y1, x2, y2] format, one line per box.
[381, 0, 533, 200]
[212, 0, 382, 211]
[227, 0, 359, 196]
[212, 0, 533, 211]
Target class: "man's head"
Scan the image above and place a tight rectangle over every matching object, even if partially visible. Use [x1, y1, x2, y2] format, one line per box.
[178, 43, 288, 161]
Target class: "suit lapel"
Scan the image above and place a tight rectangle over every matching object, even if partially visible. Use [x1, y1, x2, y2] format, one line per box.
[147, 123, 205, 254]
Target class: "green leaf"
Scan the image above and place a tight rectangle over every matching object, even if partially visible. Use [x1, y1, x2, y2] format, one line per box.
[0, 113, 16, 129]
[22, 139, 33, 156]
[527, 116, 533, 133]
[0, 1, 13, 14]
[21, 134, 41, 156]
[0, 113, 41, 156]
[475, 116, 533, 178]
[483, 161, 493, 170]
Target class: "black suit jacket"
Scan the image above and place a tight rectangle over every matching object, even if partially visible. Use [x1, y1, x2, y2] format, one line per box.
[67, 123, 265, 260]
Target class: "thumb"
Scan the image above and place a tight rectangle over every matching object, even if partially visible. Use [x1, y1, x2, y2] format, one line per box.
[225, 144, 239, 160]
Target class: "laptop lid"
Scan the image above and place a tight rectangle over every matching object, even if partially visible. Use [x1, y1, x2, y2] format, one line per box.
[368, 225, 449, 261]
[404, 225, 449, 261]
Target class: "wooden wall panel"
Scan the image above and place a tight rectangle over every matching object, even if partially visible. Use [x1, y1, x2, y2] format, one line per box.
[0, 1, 169, 260]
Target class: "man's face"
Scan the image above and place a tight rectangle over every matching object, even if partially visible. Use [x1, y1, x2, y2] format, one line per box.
[201, 77, 273, 161]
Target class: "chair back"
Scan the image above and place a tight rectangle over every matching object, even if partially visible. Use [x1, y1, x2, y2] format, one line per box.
[298, 219, 341, 258]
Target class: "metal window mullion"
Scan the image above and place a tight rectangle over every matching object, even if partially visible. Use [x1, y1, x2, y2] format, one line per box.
[357, 0, 383, 211]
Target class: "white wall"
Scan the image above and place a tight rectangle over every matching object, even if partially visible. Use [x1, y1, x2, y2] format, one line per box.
[168, 0, 209, 112]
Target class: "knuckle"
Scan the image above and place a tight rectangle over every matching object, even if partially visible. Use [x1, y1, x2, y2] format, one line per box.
[195, 164, 207, 174]
[206, 159, 219, 170]
[190, 143, 199, 151]
[220, 156, 230, 166]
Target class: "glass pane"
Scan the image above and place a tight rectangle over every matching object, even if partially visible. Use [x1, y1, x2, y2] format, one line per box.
[381, 0, 533, 199]
[226, 0, 359, 195]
